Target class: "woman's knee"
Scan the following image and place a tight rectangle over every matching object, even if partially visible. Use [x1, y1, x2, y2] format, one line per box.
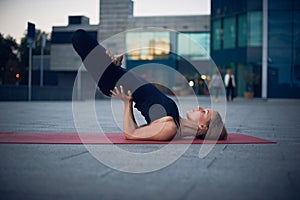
[72, 29, 86, 44]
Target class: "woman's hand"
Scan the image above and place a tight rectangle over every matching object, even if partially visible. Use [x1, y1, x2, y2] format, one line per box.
[106, 50, 123, 66]
[110, 85, 132, 103]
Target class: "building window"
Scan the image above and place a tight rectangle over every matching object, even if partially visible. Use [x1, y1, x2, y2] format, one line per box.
[248, 12, 262, 47]
[269, 11, 292, 48]
[126, 32, 170, 60]
[69, 16, 82, 25]
[51, 31, 97, 44]
[223, 16, 236, 49]
[238, 14, 247, 47]
[212, 19, 222, 50]
[177, 33, 210, 60]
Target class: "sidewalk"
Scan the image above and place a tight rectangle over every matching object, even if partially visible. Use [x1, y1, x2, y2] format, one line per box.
[0, 97, 299, 200]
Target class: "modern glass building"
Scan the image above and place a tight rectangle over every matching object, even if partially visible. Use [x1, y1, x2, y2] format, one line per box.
[126, 32, 210, 62]
[124, 30, 211, 94]
[211, 0, 300, 98]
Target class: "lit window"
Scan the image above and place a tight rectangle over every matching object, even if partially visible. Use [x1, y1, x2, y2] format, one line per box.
[126, 32, 170, 60]
[177, 33, 210, 60]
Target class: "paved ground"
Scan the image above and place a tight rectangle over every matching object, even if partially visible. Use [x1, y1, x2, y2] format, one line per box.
[0, 97, 300, 200]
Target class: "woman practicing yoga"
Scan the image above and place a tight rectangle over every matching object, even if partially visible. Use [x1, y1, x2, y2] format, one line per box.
[72, 29, 227, 141]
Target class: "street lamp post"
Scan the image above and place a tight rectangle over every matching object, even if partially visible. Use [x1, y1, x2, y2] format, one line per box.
[27, 22, 36, 101]
[40, 34, 46, 87]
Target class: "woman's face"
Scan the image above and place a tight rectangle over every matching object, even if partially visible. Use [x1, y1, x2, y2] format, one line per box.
[186, 106, 213, 125]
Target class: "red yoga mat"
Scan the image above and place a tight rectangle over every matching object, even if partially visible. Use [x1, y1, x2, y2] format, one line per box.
[0, 132, 275, 144]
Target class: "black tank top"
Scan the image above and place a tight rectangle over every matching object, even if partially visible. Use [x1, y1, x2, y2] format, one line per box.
[132, 84, 180, 127]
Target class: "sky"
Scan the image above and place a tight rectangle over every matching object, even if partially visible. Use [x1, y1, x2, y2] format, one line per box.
[0, 0, 210, 44]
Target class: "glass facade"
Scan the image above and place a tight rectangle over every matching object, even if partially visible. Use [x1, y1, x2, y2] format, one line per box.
[248, 12, 262, 46]
[223, 17, 236, 49]
[212, 19, 222, 50]
[211, 0, 300, 98]
[268, 7, 300, 97]
[294, 11, 300, 81]
[238, 14, 247, 47]
[126, 32, 170, 60]
[213, 12, 262, 50]
[177, 33, 210, 60]
[126, 32, 210, 61]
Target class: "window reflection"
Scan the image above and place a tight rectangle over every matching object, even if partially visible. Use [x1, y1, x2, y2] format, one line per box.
[223, 16, 236, 49]
[126, 32, 210, 61]
[126, 32, 170, 60]
[212, 19, 222, 50]
[248, 12, 262, 46]
[177, 33, 210, 60]
[238, 14, 247, 47]
[268, 11, 292, 48]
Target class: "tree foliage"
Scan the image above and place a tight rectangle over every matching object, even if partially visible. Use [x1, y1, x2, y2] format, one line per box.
[0, 33, 20, 84]
[0, 29, 51, 85]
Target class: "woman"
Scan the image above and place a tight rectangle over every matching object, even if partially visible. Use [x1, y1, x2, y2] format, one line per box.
[209, 70, 223, 102]
[72, 29, 227, 141]
[224, 69, 236, 101]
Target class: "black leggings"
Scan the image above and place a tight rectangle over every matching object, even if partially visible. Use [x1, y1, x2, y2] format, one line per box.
[71, 29, 148, 97]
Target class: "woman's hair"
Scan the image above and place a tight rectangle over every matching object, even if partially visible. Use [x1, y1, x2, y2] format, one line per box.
[196, 111, 227, 140]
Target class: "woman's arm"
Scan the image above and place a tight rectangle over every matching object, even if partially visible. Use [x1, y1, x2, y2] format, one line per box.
[232, 75, 236, 87]
[111, 86, 178, 141]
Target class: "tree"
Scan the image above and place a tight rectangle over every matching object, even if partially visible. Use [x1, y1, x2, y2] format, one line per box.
[0, 33, 20, 84]
[0, 29, 51, 85]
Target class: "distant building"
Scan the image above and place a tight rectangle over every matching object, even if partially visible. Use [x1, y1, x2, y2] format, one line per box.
[51, 16, 98, 71]
[50, 0, 211, 95]
[211, 0, 300, 98]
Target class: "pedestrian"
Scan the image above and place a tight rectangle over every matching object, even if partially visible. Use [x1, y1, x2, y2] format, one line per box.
[193, 78, 200, 95]
[209, 71, 223, 102]
[224, 69, 236, 101]
[72, 29, 227, 141]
